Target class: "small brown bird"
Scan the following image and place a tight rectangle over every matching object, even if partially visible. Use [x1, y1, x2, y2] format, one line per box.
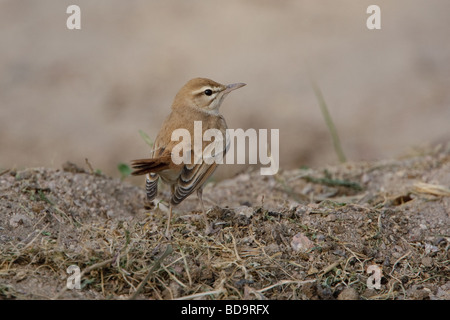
[131, 78, 246, 237]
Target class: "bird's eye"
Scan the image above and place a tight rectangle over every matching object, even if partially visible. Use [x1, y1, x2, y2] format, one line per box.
[204, 89, 213, 96]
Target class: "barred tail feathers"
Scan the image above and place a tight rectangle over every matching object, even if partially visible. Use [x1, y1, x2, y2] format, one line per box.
[145, 173, 158, 202]
[130, 155, 172, 176]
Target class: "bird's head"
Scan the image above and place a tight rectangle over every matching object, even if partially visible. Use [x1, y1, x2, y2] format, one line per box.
[173, 78, 246, 114]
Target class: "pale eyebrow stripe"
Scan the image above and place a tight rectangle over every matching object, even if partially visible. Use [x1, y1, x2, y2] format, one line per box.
[192, 86, 221, 95]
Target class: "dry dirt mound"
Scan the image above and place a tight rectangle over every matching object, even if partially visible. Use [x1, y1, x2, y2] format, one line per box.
[0, 146, 449, 300]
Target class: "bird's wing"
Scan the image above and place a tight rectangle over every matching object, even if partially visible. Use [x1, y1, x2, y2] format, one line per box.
[171, 131, 228, 205]
[171, 161, 218, 205]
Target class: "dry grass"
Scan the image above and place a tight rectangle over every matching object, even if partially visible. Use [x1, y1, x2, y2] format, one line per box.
[0, 146, 449, 300]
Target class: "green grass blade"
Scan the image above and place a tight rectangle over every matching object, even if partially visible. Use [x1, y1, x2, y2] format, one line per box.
[139, 130, 154, 148]
[310, 77, 347, 163]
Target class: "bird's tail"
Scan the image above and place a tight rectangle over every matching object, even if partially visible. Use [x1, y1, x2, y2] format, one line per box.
[130, 155, 173, 176]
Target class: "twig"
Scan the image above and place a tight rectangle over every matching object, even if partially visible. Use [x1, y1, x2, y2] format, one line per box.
[320, 258, 345, 276]
[179, 248, 193, 287]
[176, 277, 226, 300]
[129, 244, 173, 300]
[390, 251, 411, 276]
[53, 257, 116, 299]
[22, 223, 50, 250]
[161, 263, 188, 289]
[175, 288, 226, 300]
[230, 232, 242, 261]
[82, 258, 116, 276]
[256, 279, 316, 293]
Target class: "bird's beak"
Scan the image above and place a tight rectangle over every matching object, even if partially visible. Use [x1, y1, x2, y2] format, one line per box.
[223, 82, 246, 94]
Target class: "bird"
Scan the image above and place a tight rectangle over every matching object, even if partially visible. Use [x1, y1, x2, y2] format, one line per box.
[131, 78, 246, 237]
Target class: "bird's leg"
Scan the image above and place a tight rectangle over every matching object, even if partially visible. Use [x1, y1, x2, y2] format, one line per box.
[164, 202, 172, 239]
[197, 188, 213, 235]
[164, 185, 176, 239]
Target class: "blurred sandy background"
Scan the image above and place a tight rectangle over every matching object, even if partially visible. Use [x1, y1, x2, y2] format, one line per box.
[1, 0, 449, 184]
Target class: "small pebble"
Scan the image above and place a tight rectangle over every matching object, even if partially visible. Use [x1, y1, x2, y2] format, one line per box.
[421, 256, 433, 267]
[338, 287, 359, 300]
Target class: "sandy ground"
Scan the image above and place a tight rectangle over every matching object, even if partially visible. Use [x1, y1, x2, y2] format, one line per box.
[1, 0, 450, 182]
[0, 144, 448, 300]
[0, 0, 449, 301]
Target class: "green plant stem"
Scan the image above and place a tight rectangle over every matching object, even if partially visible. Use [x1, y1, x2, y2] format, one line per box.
[310, 78, 347, 163]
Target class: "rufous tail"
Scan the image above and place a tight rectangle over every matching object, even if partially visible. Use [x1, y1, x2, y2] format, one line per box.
[130, 155, 173, 176]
